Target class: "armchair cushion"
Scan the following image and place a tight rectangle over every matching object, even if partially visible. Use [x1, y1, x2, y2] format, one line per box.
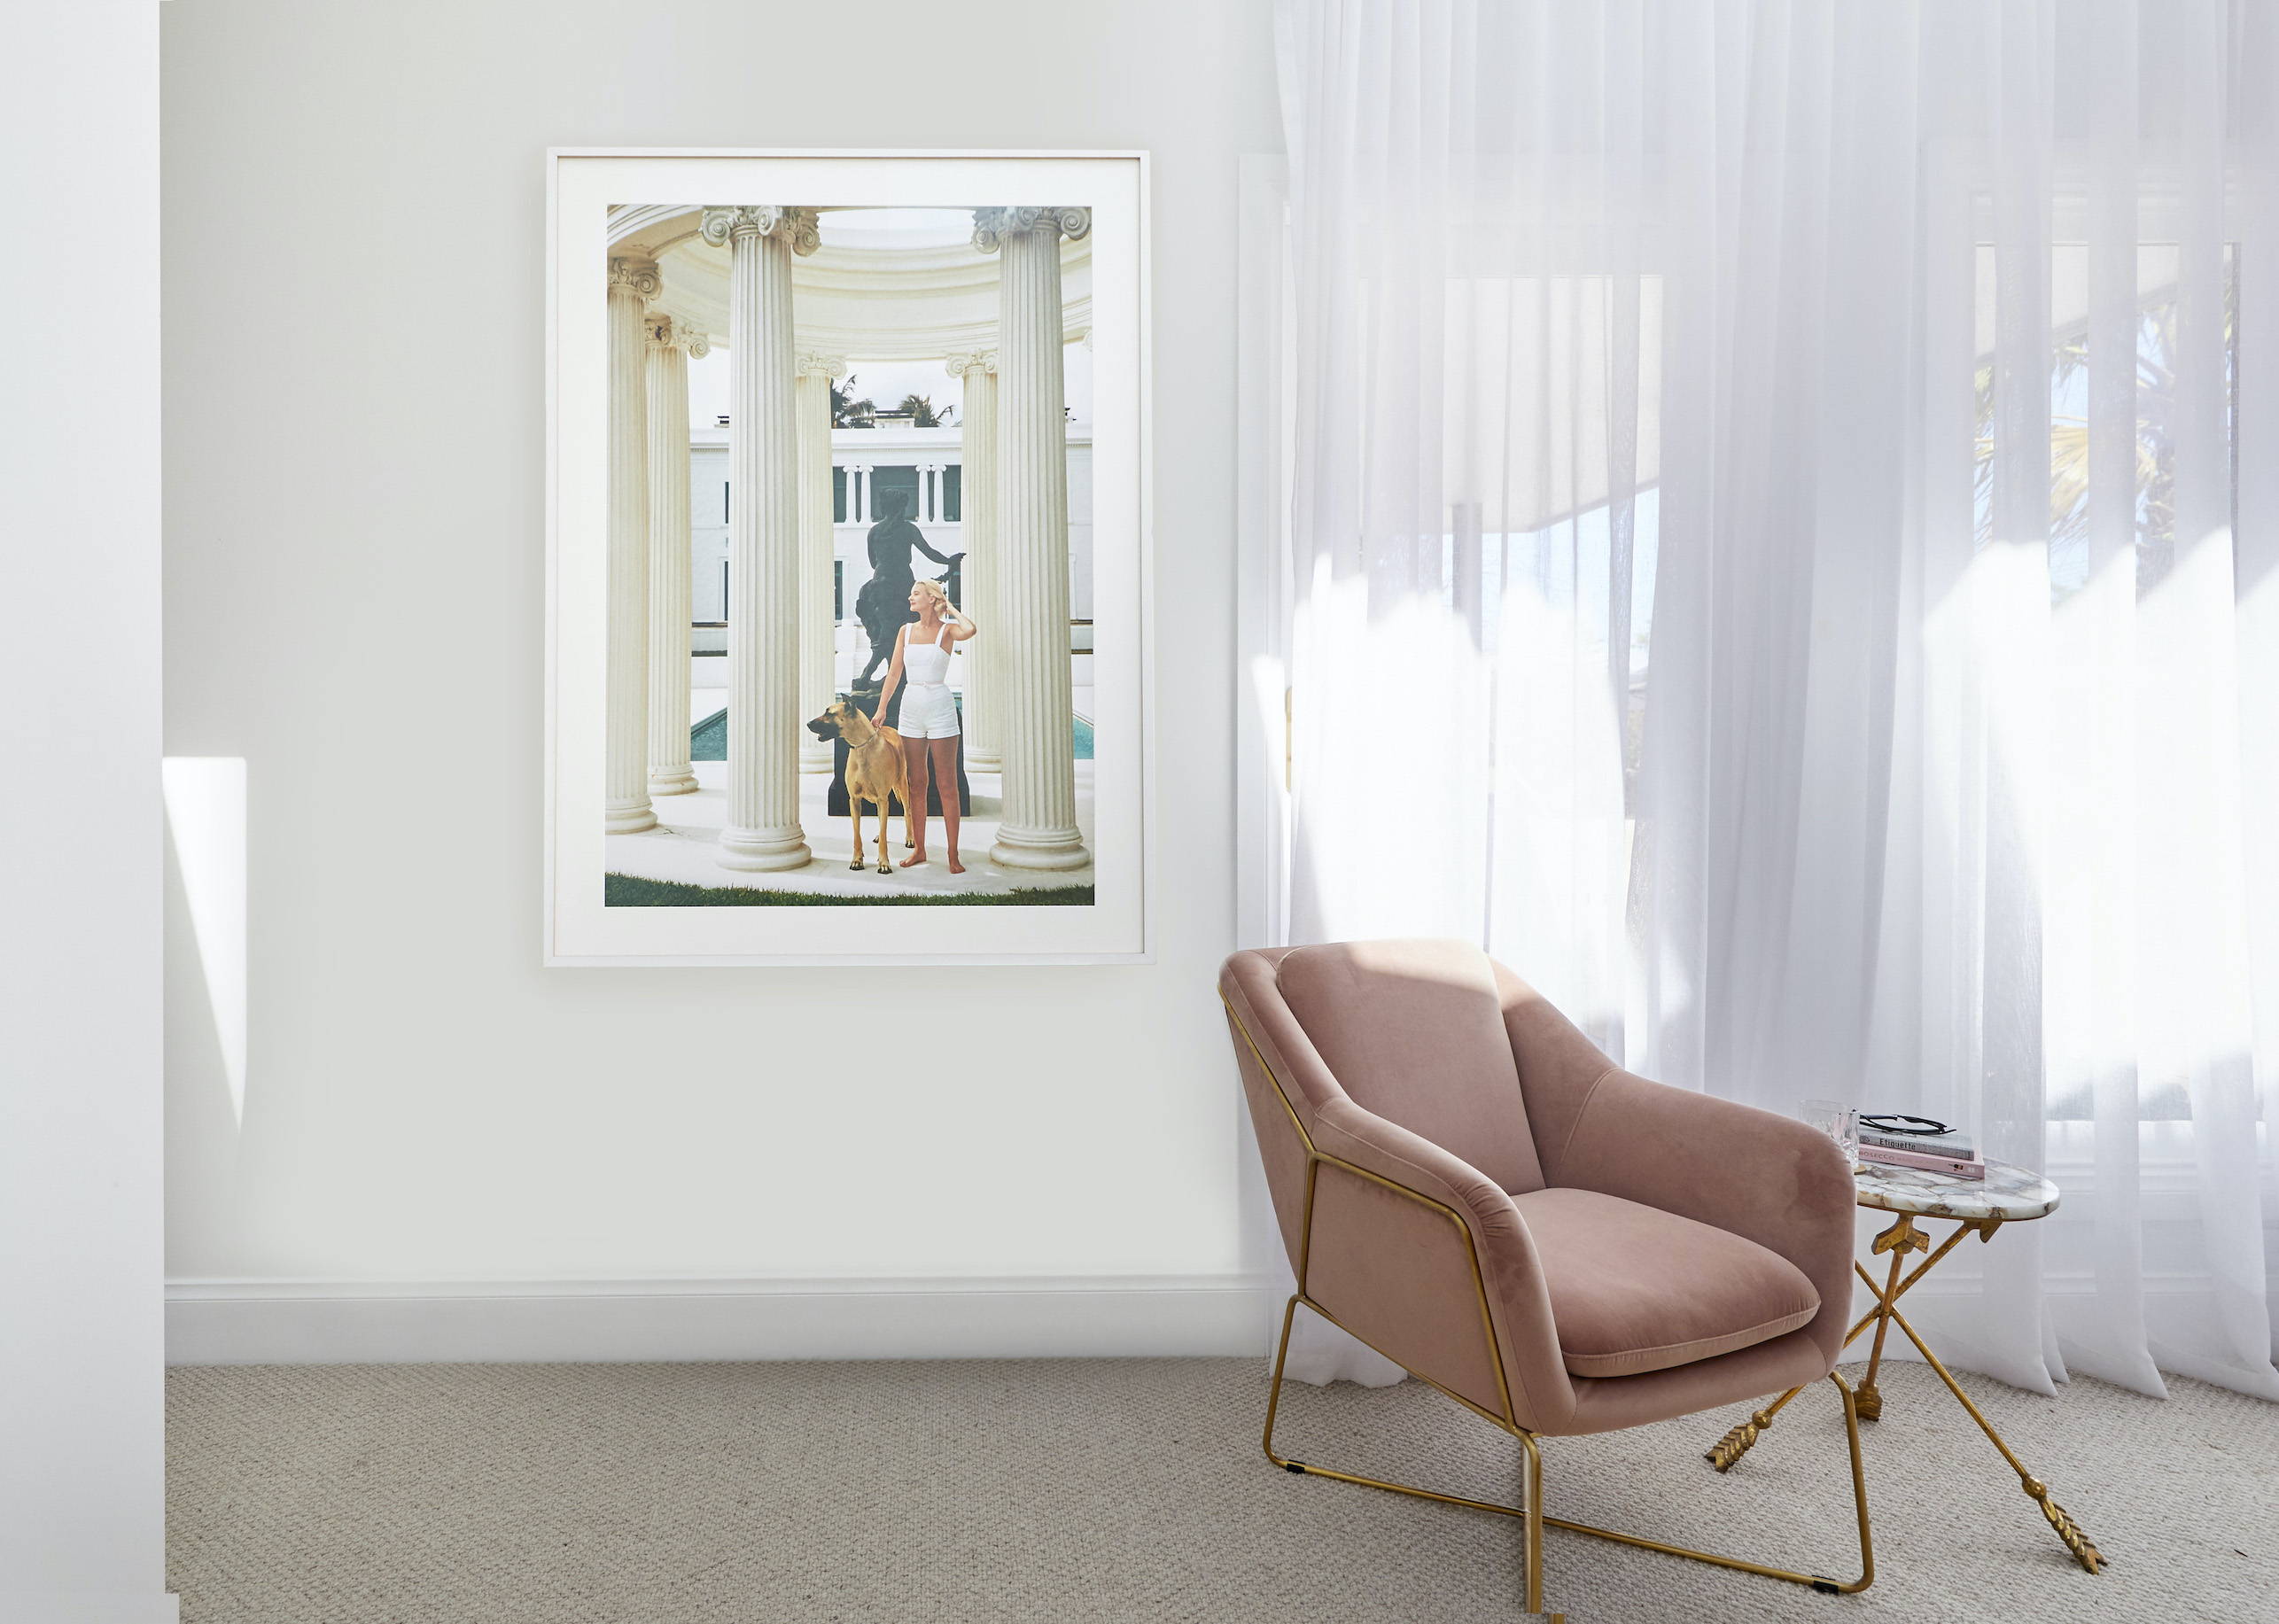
[1275, 940, 1546, 1195]
[1509, 1187, 1821, 1379]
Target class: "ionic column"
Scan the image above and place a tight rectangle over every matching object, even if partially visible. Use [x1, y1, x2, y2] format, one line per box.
[700, 206, 818, 870]
[646, 314, 709, 796]
[605, 256, 661, 834]
[974, 208, 1089, 870]
[945, 351, 1000, 771]
[796, 352, 847, 772]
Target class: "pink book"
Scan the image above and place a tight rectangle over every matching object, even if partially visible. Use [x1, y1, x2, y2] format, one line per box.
[1859, 1142, 1987, 1179]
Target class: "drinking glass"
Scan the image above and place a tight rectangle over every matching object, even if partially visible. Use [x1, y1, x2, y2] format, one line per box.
[1801, 1099, 1860, 1168]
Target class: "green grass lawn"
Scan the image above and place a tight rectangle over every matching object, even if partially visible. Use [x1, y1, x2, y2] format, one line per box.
[605, 874, 1094, 908]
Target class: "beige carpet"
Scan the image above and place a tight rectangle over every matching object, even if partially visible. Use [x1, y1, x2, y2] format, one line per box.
[167, 1356, 2275, 1622]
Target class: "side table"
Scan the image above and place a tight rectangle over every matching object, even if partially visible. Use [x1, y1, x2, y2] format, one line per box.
[1702, 1157, 2104, 1574]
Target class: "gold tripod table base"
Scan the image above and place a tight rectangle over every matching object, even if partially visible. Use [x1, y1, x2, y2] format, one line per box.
[1704, 1407, 1776, 1472]
[1702, 1211, 2105, 1575]
[2028, 1479, 2105, 1573]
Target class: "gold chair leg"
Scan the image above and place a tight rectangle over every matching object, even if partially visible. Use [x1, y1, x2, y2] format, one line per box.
[1519, 1431, 1544, 1613]
[1264, 1294, 1526, 1519]
[1540, 1377, 1874, 1597]
[1262, 1296, 1877, 1606]
[1262, 1292, 1301, 1465]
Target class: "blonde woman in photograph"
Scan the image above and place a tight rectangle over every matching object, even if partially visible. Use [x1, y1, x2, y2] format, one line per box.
[877, 576, 976, 873]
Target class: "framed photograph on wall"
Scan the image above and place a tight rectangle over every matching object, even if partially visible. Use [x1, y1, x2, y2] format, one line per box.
[546, 151, 1150, 964]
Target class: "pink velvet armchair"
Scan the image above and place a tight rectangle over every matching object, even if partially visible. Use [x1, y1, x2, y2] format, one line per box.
[1220, 940, 1873, 1612]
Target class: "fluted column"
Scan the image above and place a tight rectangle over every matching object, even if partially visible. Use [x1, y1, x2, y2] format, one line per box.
[945, 352, 1000, 771]
[646, 314, 708, 796]
[605, 256, 661, 834]
[975, 209, 1089, 870]
[797, 352, 847, 771]
[701, 205, 818, 870]
[974, 208, 1089, 870]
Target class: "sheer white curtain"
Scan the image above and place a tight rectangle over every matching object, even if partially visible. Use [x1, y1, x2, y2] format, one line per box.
[1264, 0, 2279, 1399]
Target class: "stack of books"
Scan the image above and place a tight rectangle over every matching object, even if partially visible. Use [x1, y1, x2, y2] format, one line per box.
[1856, 1121, 1985, 1179]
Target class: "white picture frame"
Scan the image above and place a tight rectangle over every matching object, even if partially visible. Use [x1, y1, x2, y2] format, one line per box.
[546, 150, 1151, 965]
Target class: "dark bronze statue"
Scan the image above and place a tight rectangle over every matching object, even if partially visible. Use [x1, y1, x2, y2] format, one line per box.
[852, 490, 962, 689]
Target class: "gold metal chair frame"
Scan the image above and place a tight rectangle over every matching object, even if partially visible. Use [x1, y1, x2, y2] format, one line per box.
[1227, 1004, 1875, 1614]
[1703, 1210, 2104, 1574]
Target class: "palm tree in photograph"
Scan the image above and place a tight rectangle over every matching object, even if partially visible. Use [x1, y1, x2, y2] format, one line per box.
[1973, 252, 2237, 597]
[832, 373, 875, 428]
[897, 392, 956, 427]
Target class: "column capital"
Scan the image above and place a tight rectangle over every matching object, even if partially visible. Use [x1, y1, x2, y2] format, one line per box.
[972, 207, 1091, 253]
[945, 350, 999, 378]
[645, 313, 711, 358]
[608, 255, 662, 299]
[795, 351, 848, 380]
[699, 206, 821, 256]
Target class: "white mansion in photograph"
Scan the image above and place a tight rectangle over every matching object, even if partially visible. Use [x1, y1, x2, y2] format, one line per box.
[683, 417, 1093, 717]
[599, 205, 1097, 900]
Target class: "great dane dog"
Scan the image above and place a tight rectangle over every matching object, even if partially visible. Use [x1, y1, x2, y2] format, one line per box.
[806, 698, 909, 874]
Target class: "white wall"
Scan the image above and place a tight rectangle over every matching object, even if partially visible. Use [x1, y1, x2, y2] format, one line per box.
[161, 0, 1280, 1361]
[2, 2, 175, 1616]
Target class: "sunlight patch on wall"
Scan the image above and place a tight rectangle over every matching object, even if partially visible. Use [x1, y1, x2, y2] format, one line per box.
[164, 758, 247, 1125]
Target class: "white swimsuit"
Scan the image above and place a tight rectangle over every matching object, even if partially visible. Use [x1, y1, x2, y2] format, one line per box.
[897, 624, 960, 739]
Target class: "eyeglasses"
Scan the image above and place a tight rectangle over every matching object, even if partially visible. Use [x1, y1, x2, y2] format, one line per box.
[1857, 1113, 1952, 1137]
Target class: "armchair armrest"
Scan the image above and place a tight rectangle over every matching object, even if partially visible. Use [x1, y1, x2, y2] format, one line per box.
[1306, 1097, 1575, 1434]
[1221, 947, 1575, 1432]
[1541, 1070, 1858, 1366]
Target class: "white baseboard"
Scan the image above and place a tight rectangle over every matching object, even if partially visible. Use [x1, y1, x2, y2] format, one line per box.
[0, 1596, 178, 1624]
[165, 1273, 1278, 1366]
